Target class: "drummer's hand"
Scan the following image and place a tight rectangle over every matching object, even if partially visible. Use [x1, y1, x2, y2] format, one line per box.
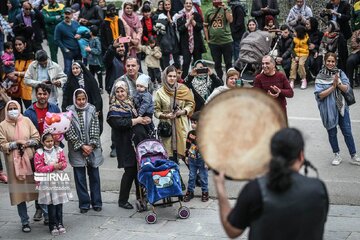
[213, 170, 226, 189]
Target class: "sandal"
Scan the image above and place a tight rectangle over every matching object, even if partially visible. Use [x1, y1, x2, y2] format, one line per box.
[22, 224, 31, 233]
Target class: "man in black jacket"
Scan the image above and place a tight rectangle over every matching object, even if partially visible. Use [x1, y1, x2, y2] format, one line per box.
[78, 0, 103, 27]
[13, 1, 45, 53]
[320, 0, 352, 40]
[276, 25, 293, 79]
[228, 0, 245, 63]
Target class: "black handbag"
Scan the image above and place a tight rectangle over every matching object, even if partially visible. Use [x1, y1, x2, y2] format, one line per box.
[341, 87, 356, 106]
[157, 121, 172, 137]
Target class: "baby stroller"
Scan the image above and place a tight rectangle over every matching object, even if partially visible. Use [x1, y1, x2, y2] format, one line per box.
[136, 139, 190, 224]
[234, 31, 273, 85]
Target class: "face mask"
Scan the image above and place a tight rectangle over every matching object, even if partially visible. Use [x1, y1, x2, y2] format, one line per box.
[8, 109, 20, 119]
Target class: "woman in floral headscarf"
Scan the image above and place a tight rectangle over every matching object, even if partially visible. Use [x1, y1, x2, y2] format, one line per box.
[154, 65, 195, 161]
[107, 80, 150, 209]
[0, 100, 40, 232]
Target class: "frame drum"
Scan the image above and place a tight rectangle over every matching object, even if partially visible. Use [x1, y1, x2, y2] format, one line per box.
[197, 88, 287, 180]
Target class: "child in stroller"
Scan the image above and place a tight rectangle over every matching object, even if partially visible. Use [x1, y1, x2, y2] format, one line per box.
[137, 139, 190, 224]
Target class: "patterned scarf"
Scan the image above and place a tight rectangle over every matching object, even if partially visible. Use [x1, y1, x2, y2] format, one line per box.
[122, 12, 141, 36]
[315, 66, 345, 116]
[185, 10, 194, 53]
[108, 81, 138, 118]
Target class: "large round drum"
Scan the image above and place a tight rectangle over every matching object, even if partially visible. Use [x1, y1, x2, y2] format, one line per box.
[197, 88, 287, 180]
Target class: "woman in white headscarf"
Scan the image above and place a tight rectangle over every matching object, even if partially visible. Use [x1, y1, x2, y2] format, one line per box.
[286, 0, 313, 30]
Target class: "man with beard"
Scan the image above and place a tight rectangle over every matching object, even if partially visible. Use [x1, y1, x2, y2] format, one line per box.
[23, 83, 61, 224]
[24, 50, 67, 105]
[103, 40, 126, 158]
[54, 7, 81, 75]
[253, 55, 294, 119]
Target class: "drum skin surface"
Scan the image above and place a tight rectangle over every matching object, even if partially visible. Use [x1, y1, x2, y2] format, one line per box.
[197, 88, 287, 180]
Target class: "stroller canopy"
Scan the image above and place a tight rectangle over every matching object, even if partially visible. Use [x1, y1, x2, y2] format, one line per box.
[238, 30, 273, 64]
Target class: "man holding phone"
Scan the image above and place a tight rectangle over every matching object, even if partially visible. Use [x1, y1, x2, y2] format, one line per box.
[204, 0, 233, 80]
[24, 50, 67, 105]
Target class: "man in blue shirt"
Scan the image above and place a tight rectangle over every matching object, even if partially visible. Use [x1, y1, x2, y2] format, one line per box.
[54, 7, 81, 75]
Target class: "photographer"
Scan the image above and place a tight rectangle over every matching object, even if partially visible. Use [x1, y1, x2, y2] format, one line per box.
[184, 60, 223, 111]
[346, 29, 360, 87]
[320, 0, 352, 40]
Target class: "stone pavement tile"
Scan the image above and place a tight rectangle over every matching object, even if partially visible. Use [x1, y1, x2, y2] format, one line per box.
[329, 205, 360, 218]
[326, 215, 360, 232]
[0, 221, 52, 240]
[347, 232, 360, 240]
[323, 231, 352, 240]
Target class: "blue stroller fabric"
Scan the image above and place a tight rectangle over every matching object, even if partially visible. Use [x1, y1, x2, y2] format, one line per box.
[138, 159, 183, 204]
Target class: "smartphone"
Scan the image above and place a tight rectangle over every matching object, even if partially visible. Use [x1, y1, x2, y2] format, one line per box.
[196, 67, 208, 74]
[118, 36, 131, 44]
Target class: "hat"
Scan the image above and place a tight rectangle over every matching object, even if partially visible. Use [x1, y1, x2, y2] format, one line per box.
[64, 7, 72, 14]
[71, 3, 80, 12]
[136, 75, 150, 88]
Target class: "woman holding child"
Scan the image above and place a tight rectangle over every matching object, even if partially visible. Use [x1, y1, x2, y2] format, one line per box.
[107, 81, 150, 209]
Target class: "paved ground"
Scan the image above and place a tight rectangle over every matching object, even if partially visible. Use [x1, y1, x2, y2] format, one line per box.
[0, 43, 360, 239]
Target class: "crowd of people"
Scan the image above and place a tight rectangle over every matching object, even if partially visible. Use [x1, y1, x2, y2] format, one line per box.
[0, 0, 359, 238]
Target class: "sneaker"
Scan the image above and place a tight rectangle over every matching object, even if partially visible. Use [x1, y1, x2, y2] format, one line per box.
[332, 153, 342, 166]
[201, 192, 209, 202]
[33, 209, 43, 221]
[350, 154, 360, 166]
[289, 80, 294, 89]
[300, 79, 307, 89]
[58, 224, 66, 234]
[50, 228, 59, 236]
[0, 171, 8, 183]
[110, 148, 117, 158]
[183, 191, 194, 202]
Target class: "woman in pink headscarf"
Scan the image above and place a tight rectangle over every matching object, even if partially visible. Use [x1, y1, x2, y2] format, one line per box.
[122, 1, 143, 60]
[0, 100, 40, 232]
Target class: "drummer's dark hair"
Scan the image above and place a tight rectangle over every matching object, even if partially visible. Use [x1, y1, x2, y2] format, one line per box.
[267, 128, 304, 192]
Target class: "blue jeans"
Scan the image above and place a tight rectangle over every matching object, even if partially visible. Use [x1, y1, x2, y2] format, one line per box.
[232, 39, 240, 63]
[327, 109, 357, 156]
[187, 158, 208, 193]
[17, 202, 29, 225]
[62, 49, 81, 76]
[73, 166, 102, 209]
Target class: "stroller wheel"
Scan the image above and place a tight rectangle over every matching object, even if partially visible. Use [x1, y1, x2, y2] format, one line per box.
[178, 206, 190, 219]
[145, 212, 157, 224]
